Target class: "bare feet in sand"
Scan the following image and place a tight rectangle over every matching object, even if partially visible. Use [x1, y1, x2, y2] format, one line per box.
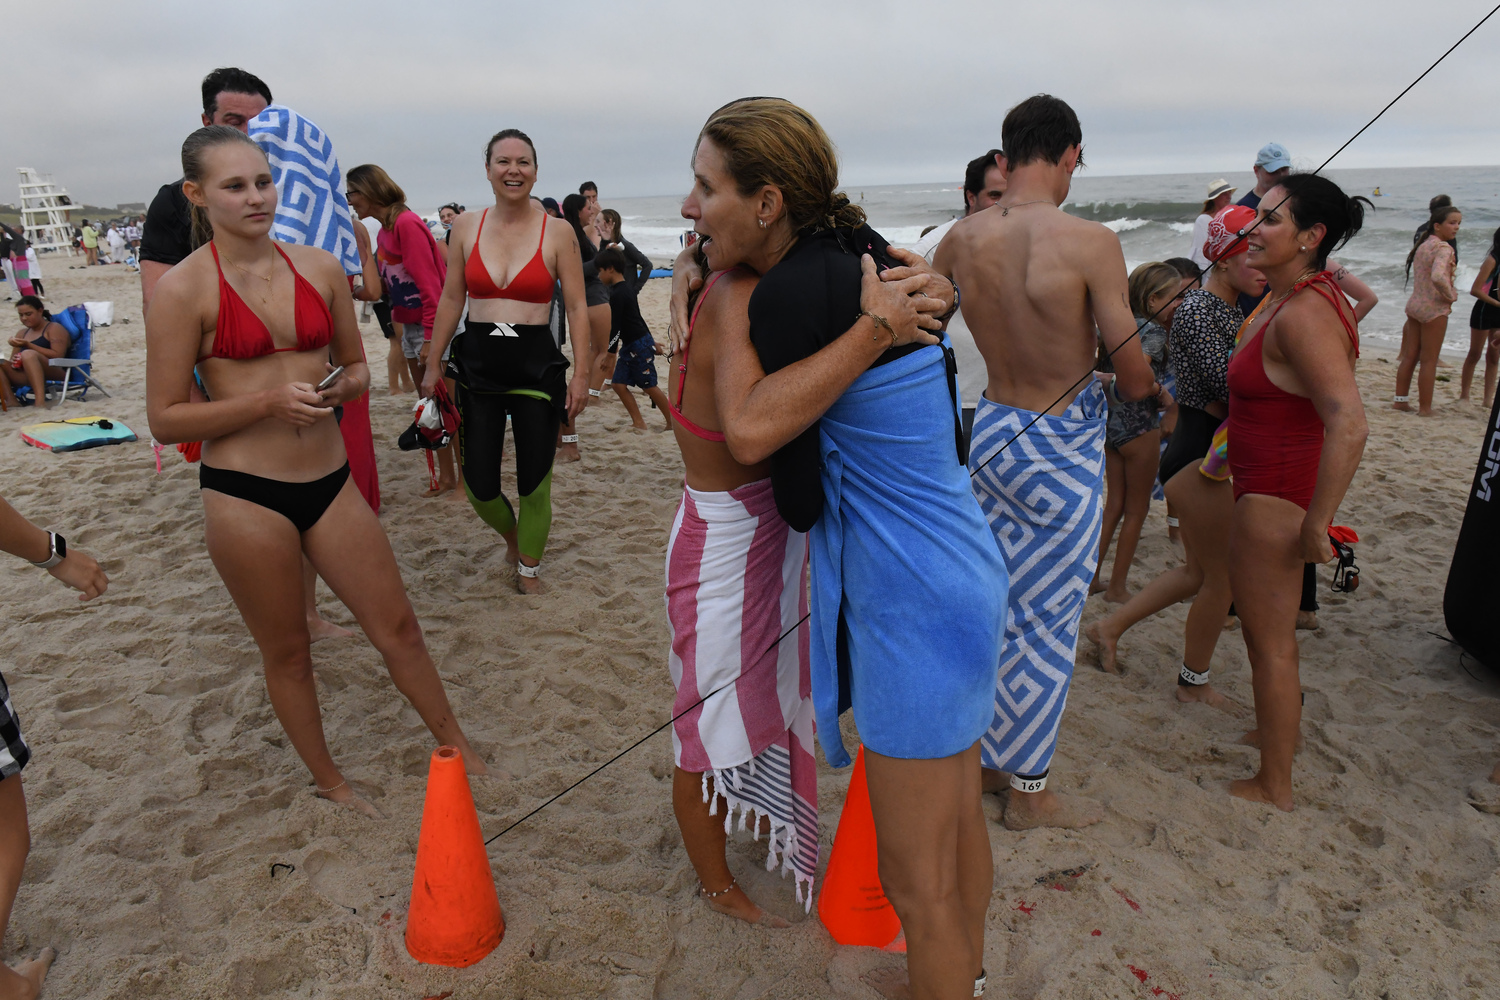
[1085, 620, 1120, 674]
[516, 565, 543, 595]
[700, 881, 789, 928]
[0, 947, 57, 1000]
[1296, 611, 1319, 630]
[1392, 399, 1413, 412]
[307, 615, 355, 643]
[421, 478, 456, 499]
[1229, 776, 1293, 812]
[1003, 788, 1104, 831]
[1222, 615, 1240, 632]
[316, 781, 384, 819]
[861, 966, 911, 999]
[557, 440, 581, 464]
[1088, 577, 1107, 596]
[1175, 682, 1239, 712]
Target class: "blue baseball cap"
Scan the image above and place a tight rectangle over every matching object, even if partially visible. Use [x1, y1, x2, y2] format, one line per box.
[1255, 142, 1292, 173]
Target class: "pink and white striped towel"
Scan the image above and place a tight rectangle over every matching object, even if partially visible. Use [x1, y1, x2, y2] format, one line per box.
[666, 477, 817, 906]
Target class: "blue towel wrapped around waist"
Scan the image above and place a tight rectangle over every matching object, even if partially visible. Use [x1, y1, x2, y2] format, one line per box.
[809, 340, 1009, 768]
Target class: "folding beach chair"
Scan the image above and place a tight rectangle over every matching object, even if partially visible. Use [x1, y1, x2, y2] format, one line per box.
[13, 305, 111, 406]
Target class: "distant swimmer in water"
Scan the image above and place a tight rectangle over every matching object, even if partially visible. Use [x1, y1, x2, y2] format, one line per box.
[146, 126, 486, 817]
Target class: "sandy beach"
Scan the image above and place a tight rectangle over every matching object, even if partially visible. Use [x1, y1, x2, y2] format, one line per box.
[1, 257, 1497, 999]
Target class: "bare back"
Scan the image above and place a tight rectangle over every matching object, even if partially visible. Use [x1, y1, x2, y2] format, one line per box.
[936, 204, 1147, 415]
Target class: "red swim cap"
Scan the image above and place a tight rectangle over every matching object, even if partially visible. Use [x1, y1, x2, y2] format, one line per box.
[1203, 204, 1258, 264]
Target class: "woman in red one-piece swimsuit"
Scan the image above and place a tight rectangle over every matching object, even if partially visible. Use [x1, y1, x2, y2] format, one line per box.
[1228, 173, 1370, 812]
[147, 127, 486, 818]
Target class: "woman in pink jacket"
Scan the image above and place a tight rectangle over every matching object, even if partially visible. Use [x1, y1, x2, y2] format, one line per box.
[1395, 205, 1462, 417]
[347, 164, 460, 495]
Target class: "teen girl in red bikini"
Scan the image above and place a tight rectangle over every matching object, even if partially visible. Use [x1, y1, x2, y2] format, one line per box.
[147, 126, 486, 818]
[1228, 174, 1370, 812]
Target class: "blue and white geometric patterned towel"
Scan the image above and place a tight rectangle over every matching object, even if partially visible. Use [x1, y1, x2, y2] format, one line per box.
[249, 105, 361, 275]
[968, 381, 1106, 779]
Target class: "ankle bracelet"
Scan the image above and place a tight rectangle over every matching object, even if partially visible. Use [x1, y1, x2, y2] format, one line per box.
[699, 879, 737, 899]
[316, 779, 347, 794]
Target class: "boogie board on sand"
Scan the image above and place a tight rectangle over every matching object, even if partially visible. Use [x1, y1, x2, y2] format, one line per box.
[20, 416, 137, 453]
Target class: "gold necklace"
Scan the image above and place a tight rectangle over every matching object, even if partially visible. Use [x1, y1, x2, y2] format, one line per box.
[1000, 199, 1054, 216]
[215, 244, 275, 301]
[1268, 268, 1320, 308]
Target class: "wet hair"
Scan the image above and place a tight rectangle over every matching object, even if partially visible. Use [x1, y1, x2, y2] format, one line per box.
[594, 246, 626, 274]
[1163, 257, 1202, 283]
[963, 150, 1003, 211]
[1273, 173, 1370, 272]
[485, 128, 536, 166]
[561, 193, 591, 249]
[1128, 262, 1183, 319]
[438, 202, 464, 216]
[695, 96, 865, 235]
[579, 181, 597, 195]
[541, 197, 561, 218]
[201, 67, 272, 118]
[1001, 95, 1084, 170]
[345, 164, 409, 229]
[1429, 194, 1452, 214]
[181, 124, 267, 248]
[1406, 204, 1461, 281]
[15, 294, 49, 320]
[599, 208, 623, 244]
[1486, 225, 1500, 265]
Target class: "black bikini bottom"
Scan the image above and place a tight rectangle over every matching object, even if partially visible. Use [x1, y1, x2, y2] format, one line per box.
[200, 463, 350, 533]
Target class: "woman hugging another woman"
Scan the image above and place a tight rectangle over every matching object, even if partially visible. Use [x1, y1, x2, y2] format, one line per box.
[146, 126, 485, 817]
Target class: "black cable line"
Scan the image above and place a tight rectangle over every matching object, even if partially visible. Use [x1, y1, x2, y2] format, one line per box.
[484, 611, 810, 846]
[966, 1, 1500, 482]
[482, 5, 1499, 847]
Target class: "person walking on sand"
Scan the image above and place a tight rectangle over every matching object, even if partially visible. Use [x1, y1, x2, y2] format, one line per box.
[422, 129, 591, 595]
[146, 126, 486, 817]
[933, 94, 1159, 832]
[1085, 205, 1265, 708]
[0, 494, 108, 1000]
[1460, 226, 1500, 407]
[595, 247, 671, 430]
[1228, 174, 1368, 811]
[1395, 205, 1461, 416]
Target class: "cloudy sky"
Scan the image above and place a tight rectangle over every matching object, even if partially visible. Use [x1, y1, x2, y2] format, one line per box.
[7, 0, 1499, 210]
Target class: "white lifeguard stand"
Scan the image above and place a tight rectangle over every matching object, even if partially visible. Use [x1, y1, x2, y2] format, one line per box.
[16, 168, 79, 254]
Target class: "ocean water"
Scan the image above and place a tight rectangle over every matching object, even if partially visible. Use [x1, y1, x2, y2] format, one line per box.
[610, 165, 1500, 353]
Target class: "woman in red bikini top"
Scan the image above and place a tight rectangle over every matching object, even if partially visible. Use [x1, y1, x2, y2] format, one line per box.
[145, 126, 485, 818]
[1226, 173, 1370, 815]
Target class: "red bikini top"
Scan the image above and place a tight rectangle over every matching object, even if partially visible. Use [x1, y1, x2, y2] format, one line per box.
[200, 243, 334, 362]
[671, 270, 731, 442]
[464, 210, 554, 303]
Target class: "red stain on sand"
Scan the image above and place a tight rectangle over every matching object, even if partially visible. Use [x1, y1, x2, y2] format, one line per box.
[1014, 901, 1035, 915]
[1091, 929, 1102, 936]
[1128, 965, 1149, 983]
[1114, 887, 1142, 911]
[1150, 988, 1183, 1000]
[421, 993, 454, 1000]
[1051, 883, 1068, 891]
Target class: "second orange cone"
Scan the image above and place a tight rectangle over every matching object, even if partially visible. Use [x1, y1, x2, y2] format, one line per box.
[405, 745, 505, 967]
[817, 746, 904, 950]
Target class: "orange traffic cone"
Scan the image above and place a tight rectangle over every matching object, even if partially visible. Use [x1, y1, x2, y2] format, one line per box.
[405, 746, 504, 967]
[817, 746, 904, 950]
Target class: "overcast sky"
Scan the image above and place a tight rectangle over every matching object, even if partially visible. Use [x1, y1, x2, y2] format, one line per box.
[7, 0, 1499, 210]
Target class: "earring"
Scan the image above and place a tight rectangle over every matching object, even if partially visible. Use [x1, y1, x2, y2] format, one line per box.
[1299, 245, 1306, 251]
[759, 219, 767, 229]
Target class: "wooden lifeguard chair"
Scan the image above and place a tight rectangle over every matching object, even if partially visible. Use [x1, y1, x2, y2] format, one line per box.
[16, 168, 80, 255]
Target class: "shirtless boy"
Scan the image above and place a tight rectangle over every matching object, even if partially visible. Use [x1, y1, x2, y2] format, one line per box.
[935, 94, 1160, 830]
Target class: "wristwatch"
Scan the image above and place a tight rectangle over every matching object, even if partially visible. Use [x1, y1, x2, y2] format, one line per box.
[31, 531, 66, 570]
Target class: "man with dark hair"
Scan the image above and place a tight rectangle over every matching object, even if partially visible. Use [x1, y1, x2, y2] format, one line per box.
[139, 67, 273, 308]
[911, 148, 1006, 442]
[580, 180, 598, 214]
[934, 93, 1159, 830]
[595, 246, 670, 430]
